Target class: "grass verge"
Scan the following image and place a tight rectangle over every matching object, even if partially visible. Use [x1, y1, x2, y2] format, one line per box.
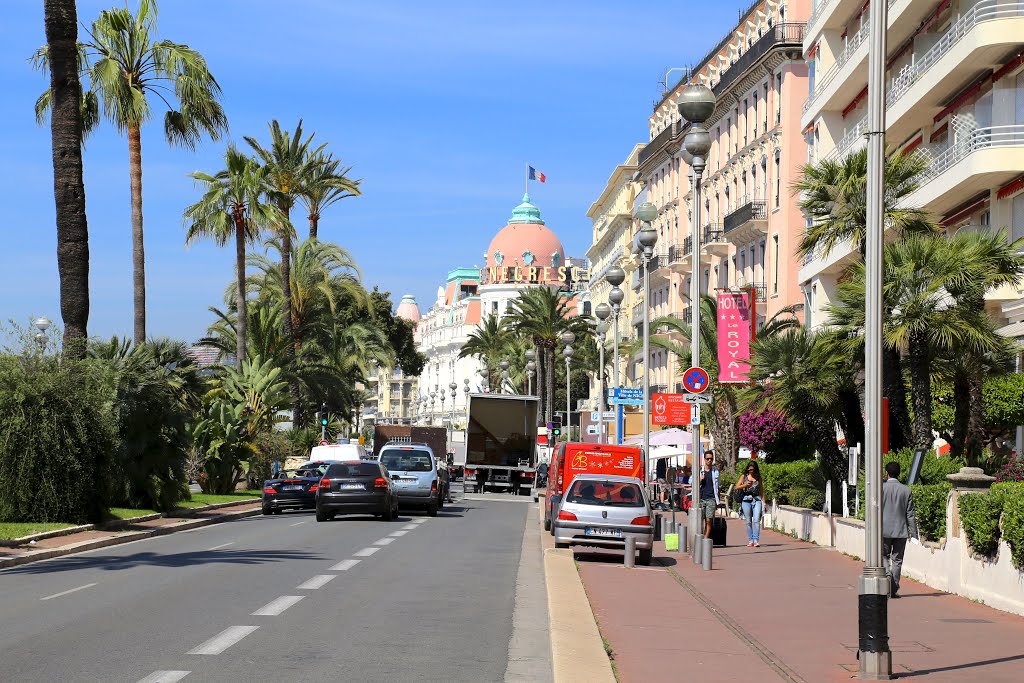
[0, 521, 76, 540]
[176, 491, 261, 508]
[106, 507, 158, 520]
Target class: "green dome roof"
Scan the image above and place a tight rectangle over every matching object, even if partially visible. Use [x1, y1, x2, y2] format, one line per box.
[508, 193, 544, 225]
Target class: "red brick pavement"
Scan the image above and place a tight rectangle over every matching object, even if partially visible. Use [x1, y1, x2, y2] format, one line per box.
[573, 517, 1024, 682]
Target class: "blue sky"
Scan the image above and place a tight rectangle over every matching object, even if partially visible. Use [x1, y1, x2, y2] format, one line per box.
[1, 0, 743, 343]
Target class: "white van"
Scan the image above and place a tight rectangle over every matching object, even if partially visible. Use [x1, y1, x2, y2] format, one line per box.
[310, 443, 370, 462]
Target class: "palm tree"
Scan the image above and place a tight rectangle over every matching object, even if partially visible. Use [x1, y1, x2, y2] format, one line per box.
[298, 153, 362, 240]
[460, 314, 515, 380]
[41, 0, 91, 359]
[34, 0, 228, 344]
[184, 145, 280, 366]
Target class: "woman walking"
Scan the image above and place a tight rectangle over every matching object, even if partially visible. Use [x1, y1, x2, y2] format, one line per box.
[736, 461, 765, 547]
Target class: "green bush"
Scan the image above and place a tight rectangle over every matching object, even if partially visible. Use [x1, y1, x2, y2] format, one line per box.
[1001, 493, 1024, 570]
[0, 358, 115, 523]
[884, 447, 963, 486]
[912, 483, 950, 542]
[733, 458, 826, 506]
[959, 489, 1007, 558]
[786, 485, 825, 510]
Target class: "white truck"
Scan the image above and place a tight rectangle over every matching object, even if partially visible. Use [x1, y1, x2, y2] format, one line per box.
[463, 393, 540, 495]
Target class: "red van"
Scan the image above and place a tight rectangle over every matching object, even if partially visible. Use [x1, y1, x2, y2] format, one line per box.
[543, 442, 643, 532]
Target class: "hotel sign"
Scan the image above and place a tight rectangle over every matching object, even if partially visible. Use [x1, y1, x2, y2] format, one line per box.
[479, 265, 590, 286]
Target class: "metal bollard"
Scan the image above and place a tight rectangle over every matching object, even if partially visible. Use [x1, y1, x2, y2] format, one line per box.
[680, 531, 688, 554]
[624, 535, 636, 568]
[693, 534, 702, 564]
[702, 538, 713, 571]
[665, 519, 676, 534]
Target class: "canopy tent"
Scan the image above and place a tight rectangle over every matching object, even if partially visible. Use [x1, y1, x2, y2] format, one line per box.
[624, 427, 692, 447]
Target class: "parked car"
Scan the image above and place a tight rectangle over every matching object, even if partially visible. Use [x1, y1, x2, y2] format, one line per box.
[377, 444, 443, 516]
[551, 474, 654, 565]
[262, 465, 329, 514]
[315, 461, 399, 522]
[544, 442, 643, 534]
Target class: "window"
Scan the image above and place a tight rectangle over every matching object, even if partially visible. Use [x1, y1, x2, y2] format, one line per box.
[566, 479, 645, 506]
[776, 74, 783, 123]
[774, 151, 782, 207]
[326, 462, 382, 478]
[380, 449, 434, 472]
[752, 92, 758, 137]
[772, 235, 779, 294]
[743, 99, 749, 145]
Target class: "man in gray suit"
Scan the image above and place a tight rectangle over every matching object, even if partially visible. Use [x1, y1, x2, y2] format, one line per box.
[882, 461, 919, 598]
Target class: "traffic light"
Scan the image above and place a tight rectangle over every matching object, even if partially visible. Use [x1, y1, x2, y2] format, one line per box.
[320, 402, 329, 427]
[551, 416, 562, 438]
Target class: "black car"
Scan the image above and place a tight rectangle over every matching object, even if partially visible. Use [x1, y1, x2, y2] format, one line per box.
[261, 466, 326, 514]
[316, 461, 399, 522]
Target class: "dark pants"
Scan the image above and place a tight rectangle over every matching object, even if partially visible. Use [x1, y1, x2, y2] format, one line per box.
[883, 537, 908, 596]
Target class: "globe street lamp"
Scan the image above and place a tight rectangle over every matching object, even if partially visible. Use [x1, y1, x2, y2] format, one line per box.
[463, 378, 471, 425]
[33, 316, 51, 351]
[679, 82, 715, 554]
[605, 266, 626, 444]
[449, 381, 458, 447]
[525, 348, 536, 396]
[561, 330, 576, 440]
[499, 359, 511, 394]
[595, 303, 612, 444]
[430, 391, 437, 426]
[635, 201, 658, 483]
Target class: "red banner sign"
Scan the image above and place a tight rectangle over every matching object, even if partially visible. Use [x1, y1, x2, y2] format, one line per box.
[717, 291, 752, 383]
[651, 393, 692, 426]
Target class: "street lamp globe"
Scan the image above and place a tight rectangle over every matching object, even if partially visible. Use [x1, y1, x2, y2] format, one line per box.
[595, 302, 611, 321]
[608, 287, 624, 307]
[596, 321, 610, 336]
[634, 201, 658, 224]
[683, 126, 713, 159]
[560, 330, 576, 347]
[526, 360, 536, 373]
[450, 381, 457, 392]
[605, 266, 626, 288]
[524, 348, 536, 362]
[677, 83, 716, 124]
[33, 316, 52, 333]
[562, 345, 574, 359]
[637, 225, 658, 252]
[499, 359, 510, 372]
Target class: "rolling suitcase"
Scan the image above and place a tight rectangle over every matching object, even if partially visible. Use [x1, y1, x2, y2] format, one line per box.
[710, 505, 728, 547]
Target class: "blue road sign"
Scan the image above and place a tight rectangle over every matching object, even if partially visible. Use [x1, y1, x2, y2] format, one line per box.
[682, 366, 710, 394]
[607, 387, 644, 405]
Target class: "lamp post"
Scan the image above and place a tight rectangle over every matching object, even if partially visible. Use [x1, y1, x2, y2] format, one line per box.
[561, 330, 575, 441]
[525, 348, 536, 396]
[679, 82, 716, 550]
[430, 391, 437, 425]
[605, 266, 626, 444]
[33, 316, 51, 351]
[635, 201, 658, 484]
[449, 381, 458, 447]
[595, 303, 612, 444]
[499, 359, 511, 394]
[463, 379, 471, 425]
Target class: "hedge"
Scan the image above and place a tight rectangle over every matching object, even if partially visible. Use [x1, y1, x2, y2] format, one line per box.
[732, 458, 825, 508]
[912, 483, 950, 542]
[959, 482, 1024, 568]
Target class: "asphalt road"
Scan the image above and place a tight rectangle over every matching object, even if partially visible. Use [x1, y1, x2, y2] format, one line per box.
[0, 491, 546, 683]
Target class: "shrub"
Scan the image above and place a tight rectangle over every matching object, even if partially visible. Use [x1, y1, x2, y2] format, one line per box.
[1001, 493, 1024, 570]
[0, 357, 115, 523]
[734, 458, 826, 506]
[995, 460, 1024, 483]
[738, 409, 795, 453]
[959, 489, 1007, 558]
[912, 483, 950, 542]
[786, 485, 825, 510]
[884, 447, 963, 486]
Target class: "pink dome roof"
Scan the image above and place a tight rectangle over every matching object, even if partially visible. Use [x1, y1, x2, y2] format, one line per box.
[485, 194, 565, 271]
[395, 294, 421, 322]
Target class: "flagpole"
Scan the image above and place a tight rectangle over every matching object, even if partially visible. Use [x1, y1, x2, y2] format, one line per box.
[525, 162, 529, 195]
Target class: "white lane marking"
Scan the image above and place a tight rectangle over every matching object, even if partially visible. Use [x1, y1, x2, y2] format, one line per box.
[389, 530, 408, 537]
[297, 574, 336, 590]
[412, 518, 429, 524]
[207, 542, 234, 551]
[353, 547, 381, 557]
[329, 559, 361, 571]
[188, 625, 259, 655]
[137, 671, 190, 683]
[41, 582, 97, 601]
[373, 537, 395, 546]
[289, 521, 307, 527]
[252, 595, 304, 616]
[402, 524, 418, 530]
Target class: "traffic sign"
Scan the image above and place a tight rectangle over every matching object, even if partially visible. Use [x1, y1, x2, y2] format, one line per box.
[319, 439, 330, 446]
[607, 387, 644, 406]
[592, 410, 618, 422]
[690, 405, 701, 425]
[682, 366, 710, 394]
[682, 394, 713, 404]
[651, 393, 692, 426]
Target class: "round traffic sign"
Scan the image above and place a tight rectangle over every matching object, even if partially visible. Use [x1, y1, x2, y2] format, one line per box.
[319, 439, 330, 446]
[683, 366, 710, 393]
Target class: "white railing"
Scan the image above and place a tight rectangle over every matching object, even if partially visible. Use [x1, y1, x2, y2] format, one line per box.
[887, 0, 1024, 107]
[825, 116, 868, 161]
[916, 124, 1024, 186]
[805, 0, 833, 38]
[803, 23, 869, 113]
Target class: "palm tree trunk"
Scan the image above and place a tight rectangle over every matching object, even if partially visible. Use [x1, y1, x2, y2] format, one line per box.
[128, 125, 146, 345]
[309, 213, 318, 240]
[949, 371, 970, 459]
[907, 331, 933, 449]
[277, 209, 300, 426]
[808, 409, 845, 483]
[233, 217, 247, 367]
[965, 363, 985, 465]
[44, 0, 89, 360]
[838, 385, 865, 450]
[546, 347, 555, 425]
[883, 347, 912, 451]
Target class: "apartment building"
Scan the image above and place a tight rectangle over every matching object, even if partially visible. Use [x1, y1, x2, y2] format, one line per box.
[635, 0, 811, 392]
[799, 0, 1024, 332]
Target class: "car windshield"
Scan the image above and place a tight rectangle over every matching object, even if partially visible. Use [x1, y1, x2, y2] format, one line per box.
[298, 462, 332, 475]
[326, 463, 381, 478]
[380, 450, 433, 472]
[566, 480, 644, 507]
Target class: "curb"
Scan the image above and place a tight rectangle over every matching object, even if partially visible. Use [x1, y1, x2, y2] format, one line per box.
[544, 547, 616, 683]
[0, 506, 262, 570]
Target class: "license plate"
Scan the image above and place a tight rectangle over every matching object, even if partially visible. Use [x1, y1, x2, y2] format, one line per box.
[283, 485, 303, 491]
[585, 527, 622, 537]
[340, 484, 363, 490]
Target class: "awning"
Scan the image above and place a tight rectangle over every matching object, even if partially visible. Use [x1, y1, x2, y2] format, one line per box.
[996, 320, 1024, 339]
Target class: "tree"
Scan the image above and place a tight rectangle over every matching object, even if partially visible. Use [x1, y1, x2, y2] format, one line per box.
[298, 153, 362, 240]
[460, 314, 514, 381]
[366, 288, 425, 378]
[184, 145, 280, 366]
[41, 0, 91, 359]
[34, 0, 228, 344]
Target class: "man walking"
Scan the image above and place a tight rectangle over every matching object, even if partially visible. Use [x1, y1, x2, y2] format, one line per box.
[699, 449, 720, 538]
[882, 461, 919, 598]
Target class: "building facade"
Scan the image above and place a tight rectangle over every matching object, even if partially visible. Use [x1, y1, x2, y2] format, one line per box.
[360, 295, 422, 427]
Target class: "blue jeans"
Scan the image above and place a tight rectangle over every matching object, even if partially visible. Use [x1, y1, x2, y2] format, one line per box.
[742, 498, 763, 542]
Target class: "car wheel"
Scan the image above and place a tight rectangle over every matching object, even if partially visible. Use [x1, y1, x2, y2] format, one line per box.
[543, 514, 551, 531]
[315, 508, 328, 522]
[382, 500, 395, 521]
[555, 541, 570, 549]
[638, 548, 653, 566]
[262, 505, 272, 516]
[427, 497, 439, 517]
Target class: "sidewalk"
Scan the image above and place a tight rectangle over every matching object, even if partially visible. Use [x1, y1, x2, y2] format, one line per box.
[573, 517, 1024, 682]
[0, 500, 262, 569]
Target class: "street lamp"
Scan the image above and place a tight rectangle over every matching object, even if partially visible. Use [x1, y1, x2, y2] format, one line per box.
[449, 381, 458, 446]
[605, 266, 626, 445]
[525, 348, 536, 396]
[679, 82, 716, 554]
[33, 316, 51, 351]
[635, 201, 658, 484]
[595, 303, 612, 444]
[561, 330, 575, 441]
[430, 390, 437, 425]
[463, 378, 471, 425]
[499, 359, 511, 394]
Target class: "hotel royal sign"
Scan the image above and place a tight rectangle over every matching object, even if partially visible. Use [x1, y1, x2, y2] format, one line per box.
[479, 265, 590, 287]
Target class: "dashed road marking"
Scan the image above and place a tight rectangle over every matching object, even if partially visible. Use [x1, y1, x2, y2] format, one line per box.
[207, 542, 234, 551]
[188, 625, 259, 655]
[353, 547, 381, 557]
[389, 530, 408, 537]
[289, 521, 307, 527]
[412, 518, 429, 524]
[296, 574, 336, 590]
[329, 559, 361, 571]
[373, 537, 395, 546]
[252, 595, 304, 616]
[137, 671, 190, 683]
[41, 583, 97, 601]
[402, 524, 418, 530]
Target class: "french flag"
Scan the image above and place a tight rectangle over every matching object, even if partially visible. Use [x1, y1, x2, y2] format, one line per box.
[528, 166, 546, 183]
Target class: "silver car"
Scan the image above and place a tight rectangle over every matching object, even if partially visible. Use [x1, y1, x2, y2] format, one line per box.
[552, 474, 654, 565]
[377, 444, 441, 516]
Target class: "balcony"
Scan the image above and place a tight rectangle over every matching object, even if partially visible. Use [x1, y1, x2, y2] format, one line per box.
[884, 0, 1024, 143]
[638, 119, 684, 172]
[631, 301, 645, 326]
[712, 24, 806, 98]
[801, 23, 869, 127]
[668, 238, 693, 273]
[907, 125, 1024, 216]
[824, 115, 867, 162]
[702, 223, 730, 258]
[649, 248, 671, 283]
[723, 199, 768, 245]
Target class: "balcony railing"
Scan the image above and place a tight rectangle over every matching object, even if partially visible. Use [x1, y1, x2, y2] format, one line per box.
[702, 224, 725, 244]
[724, 200, 767, 234]
[713, 24, 806, 97]
[803, 23, 869, 114]
[639, 119, 683, 167]
[916, 125, 1024, 187]
[631, 301, 645, 326]
[887, 1, 1024, 108]
[806, 0, 833, 37]
[651, 384, 668, 395]
[826, 116, 868, 161]
[668, 238, 693, 264]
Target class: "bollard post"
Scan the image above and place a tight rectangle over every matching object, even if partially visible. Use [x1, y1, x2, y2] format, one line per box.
[680, 530, 688, 554]
[693, 533, 702, 564]
[702, 538, 713, 571]
[624, 535, 636, 568]
[666, 519, 676, 534]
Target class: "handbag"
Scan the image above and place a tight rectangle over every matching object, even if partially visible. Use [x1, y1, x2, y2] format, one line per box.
[732, 486, 746, 504]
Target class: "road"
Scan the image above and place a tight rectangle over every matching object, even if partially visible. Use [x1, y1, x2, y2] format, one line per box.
[0, 489, 549, 683]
